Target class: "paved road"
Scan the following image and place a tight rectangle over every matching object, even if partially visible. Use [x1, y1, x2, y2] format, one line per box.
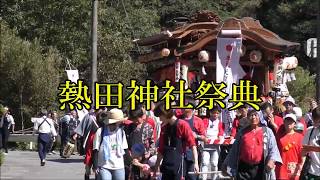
[1, 151, 95, 180]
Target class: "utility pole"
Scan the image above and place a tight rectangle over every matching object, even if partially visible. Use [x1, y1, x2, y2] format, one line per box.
[91, 0, 98, 105]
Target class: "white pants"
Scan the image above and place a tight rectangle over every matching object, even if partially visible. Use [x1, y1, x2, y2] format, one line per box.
[201, 147, 220, 180]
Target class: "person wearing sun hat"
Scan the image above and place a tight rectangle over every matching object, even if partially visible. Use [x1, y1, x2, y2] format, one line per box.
[283, 96, 296, 116]
[275, 113, 304, 180]
[92, 108, 128, 180]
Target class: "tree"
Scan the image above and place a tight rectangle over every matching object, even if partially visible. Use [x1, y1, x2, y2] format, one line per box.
[95, 1, 159, 106]
[287, 66, 316, 113]
[0, 21, 62, 129]
[1, 0, 162, 111]
[2, 0, 91, 68]
[2, 0, 158, 84]
[158, 0, 235, 27]
[233, 0, 317, 73]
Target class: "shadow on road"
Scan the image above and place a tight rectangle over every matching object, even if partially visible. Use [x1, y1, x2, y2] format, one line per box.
[47, 158, 83, 163]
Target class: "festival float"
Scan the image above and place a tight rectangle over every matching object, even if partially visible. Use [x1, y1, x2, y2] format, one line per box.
[134, 11, 300, 136]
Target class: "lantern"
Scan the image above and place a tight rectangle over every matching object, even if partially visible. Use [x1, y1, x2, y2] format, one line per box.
[181, 64, 189, 89]
[198, 50, 209, 62]
[282, 56, 298, 70]
[249, 50, 262, 63]
[161, 48, 170, 57]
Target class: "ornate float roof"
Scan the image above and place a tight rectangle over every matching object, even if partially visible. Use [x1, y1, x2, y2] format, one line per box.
[136, 11, 300, 64]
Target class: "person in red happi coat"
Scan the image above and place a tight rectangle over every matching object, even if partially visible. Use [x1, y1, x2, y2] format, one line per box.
[276, 113, 303, 180]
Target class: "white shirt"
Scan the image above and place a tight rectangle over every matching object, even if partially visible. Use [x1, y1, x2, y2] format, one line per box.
[93, 127, 128, 169]
[0, 114, 15, 129]
[303, 126, 320, 176]
[33, 116, 57, 136]
[204, 118, 223, 150]
[206, 119, 220, 139]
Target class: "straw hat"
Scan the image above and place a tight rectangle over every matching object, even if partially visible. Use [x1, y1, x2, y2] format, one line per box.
[106, 108, 127, 125]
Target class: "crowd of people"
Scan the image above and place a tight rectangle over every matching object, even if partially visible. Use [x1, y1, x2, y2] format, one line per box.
[3, 95, 320, 180]
[68, 96, 320, 180]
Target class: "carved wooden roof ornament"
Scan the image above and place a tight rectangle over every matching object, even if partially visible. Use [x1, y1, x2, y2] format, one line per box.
[190, 10, 221, 23]
[136, 12, 300, 64]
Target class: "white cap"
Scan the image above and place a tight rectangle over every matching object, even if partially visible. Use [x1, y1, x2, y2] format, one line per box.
[148, 155, 157, 167]
[284, 113, 297, 122]
[293, 107, 302, 118]
[284, 96, 296, 106]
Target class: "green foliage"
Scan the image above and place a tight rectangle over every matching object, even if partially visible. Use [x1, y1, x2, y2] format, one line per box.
[14, 142, 30, 151]
[287, 66, 316, 113]
[0, 151, 4, 166]
[2, 0, 91, 67]
[1, 0, 156, 118]
[262, 0, 318, 74]
[96, 1, 155, 107]
[0, 21, 62, 128]
[261, 0, 317, 42]
[232, 0, 263, 18]
[7, 142, 33, 151]
[234, 0, 317, 73]
[234, 1, 318, 112]
[0, 104, 4, 116]
[159, 0, 234, 26]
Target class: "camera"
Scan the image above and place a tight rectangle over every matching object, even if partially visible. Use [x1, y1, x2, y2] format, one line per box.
[272, 87, 281, 92]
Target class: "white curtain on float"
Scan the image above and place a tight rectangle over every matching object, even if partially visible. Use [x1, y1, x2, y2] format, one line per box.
[216, 37, 245, 135]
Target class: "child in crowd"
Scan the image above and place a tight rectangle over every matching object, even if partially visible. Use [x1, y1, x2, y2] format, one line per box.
[276, 114, 303, 180]
[202, 106, 224, 180]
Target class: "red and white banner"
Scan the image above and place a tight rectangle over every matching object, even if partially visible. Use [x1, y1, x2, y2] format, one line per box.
[216, 37, 245, 135]
[216, 38, 245, 84]
[206, 138, 235, 145]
